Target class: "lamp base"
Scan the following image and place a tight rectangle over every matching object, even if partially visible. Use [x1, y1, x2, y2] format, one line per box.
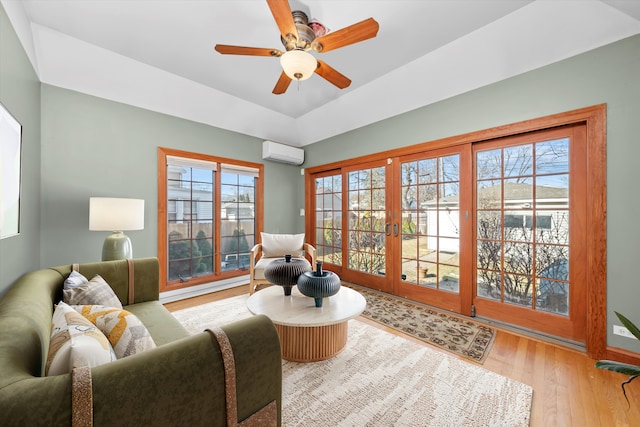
[102, 231, 133, 261]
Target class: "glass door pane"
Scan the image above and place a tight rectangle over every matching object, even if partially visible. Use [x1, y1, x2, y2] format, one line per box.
[314, 174, 343, 266]
[347, 166, 386, 276]
[401, 155, 461, 293]
[475, 138, 570, 315]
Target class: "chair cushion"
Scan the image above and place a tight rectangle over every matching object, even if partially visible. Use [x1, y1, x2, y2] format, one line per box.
[260, 233, 304, 258]
[254, 258, 278, 280]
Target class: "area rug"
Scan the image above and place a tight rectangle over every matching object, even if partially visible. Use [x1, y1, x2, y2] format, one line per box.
[172, 296, 533, 427]
[344, 283, 496, 363]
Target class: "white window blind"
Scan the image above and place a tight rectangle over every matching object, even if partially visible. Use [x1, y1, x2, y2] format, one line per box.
[167, 155, 217, 171]
[221, 163, 259, 177]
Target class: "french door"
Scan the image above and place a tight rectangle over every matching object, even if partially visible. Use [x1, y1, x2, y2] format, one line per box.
[393, 146, 472, 314]
[472, 125, 587, 342]
[339, 160, 390, 291]
[310, 124, 589, 343]
[313, 150, 470, 311]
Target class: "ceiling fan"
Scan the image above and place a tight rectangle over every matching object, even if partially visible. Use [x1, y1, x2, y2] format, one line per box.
[214, 0, 379, 95]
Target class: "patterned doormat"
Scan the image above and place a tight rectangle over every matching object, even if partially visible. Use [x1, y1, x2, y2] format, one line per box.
[344, 283, 496, 363]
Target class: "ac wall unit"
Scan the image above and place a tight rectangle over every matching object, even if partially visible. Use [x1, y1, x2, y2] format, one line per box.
[262, 141, 304, 165]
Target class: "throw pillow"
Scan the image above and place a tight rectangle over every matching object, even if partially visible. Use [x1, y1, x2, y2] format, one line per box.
[63, 274, 123, 309]
[46, 302, 117, 376]
[64, 270, 88, 289]
[260, 232, 305, 258]
[73, 305, 156, 359]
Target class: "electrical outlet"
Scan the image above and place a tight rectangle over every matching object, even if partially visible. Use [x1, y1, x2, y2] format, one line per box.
[613, 325, 637, 339]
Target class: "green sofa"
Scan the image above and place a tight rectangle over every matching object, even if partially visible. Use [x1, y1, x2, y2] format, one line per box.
[0, 257, 282, 426]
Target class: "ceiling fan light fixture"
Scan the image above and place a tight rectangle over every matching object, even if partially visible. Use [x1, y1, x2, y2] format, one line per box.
[280, 50, 317, 81]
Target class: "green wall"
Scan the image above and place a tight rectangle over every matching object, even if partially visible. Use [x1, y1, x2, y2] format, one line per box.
[0, 5, 41, 295]
[39, 86, 303, 268]
[304, 34, 640, 352]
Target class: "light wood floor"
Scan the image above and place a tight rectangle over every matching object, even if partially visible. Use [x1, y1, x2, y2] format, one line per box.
[165, 287, 640, 426]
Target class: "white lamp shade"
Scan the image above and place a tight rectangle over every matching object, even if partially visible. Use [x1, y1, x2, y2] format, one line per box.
[280, 50, 317, 81]
[89, 197, 144, 231]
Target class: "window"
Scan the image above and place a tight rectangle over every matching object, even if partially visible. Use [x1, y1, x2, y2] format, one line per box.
[158, 148, 263, 291]
[220, 164, 258, 272]
[166, 155, 215, 282]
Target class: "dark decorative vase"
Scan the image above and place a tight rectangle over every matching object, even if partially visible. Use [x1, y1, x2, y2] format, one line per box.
[296, 261, 341, 307]
[263, 254, 310, 296]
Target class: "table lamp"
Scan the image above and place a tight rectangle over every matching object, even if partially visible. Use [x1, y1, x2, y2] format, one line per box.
[89, 197, 144, 261]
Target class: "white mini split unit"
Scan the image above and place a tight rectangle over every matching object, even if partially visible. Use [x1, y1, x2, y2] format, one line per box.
[262, 141, 304, 165]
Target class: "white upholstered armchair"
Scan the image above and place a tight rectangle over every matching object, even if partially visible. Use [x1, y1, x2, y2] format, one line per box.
[249, 232, 316, 294]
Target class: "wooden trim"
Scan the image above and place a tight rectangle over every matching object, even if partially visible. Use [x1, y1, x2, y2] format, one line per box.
[157, 147, 264, 293]
[584, 106, 607, 360]
[157, 148, 169, 290]
[606, 346, 640, 366]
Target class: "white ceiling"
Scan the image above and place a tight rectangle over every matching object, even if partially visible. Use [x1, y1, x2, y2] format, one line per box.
[3, 0, 640, 146]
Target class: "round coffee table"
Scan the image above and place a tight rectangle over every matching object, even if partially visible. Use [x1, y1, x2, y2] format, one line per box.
[246, 286, 366, 362]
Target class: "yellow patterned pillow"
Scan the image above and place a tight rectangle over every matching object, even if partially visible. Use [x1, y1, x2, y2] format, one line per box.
[73, 305, 156, 359]
[46, 302, 117, 376]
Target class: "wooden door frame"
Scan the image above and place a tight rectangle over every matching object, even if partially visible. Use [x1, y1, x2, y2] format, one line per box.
[305, 104, 607, 359]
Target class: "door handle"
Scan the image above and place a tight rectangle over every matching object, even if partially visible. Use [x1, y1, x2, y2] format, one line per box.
[385, 222, 391, 236]
[393, 223, 399, 237]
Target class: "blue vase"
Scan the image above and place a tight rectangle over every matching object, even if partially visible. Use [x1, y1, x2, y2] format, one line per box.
[296, 262, 341, 307]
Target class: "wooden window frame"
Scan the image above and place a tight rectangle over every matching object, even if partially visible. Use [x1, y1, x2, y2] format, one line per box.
[158, 147, 264, 293]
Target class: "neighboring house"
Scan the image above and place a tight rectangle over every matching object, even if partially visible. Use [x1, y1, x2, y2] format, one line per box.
[167, 165, 214, 224]
[420, 182, 569, 253]
[221, 202, 254, 221]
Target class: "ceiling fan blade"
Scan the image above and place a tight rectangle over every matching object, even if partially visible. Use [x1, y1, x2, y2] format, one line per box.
[273, 72, 292, 95]
[266, 0, 297, 43]
[315, 60, 351, 89]
[311, 18, 379, 53]
[215, 45, 283, 57]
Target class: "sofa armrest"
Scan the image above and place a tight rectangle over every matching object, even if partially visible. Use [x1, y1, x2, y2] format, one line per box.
[0, 315, 281, 427]
[90, 314, 282, 426]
